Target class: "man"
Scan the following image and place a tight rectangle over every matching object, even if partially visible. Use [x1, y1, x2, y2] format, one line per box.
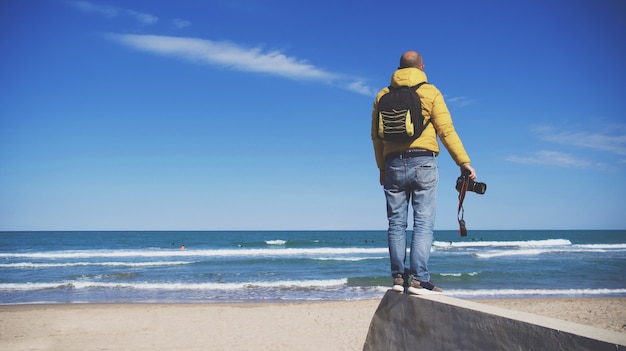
[371, 51, 476, 294]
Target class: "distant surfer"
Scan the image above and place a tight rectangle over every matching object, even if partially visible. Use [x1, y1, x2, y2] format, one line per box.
[181, 245, 186, 251]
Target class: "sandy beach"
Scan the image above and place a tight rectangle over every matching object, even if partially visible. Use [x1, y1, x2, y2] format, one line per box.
[1, 297, 625, 351]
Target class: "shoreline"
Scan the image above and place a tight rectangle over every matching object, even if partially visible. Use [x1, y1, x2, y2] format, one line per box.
[1, 296, 624, 351]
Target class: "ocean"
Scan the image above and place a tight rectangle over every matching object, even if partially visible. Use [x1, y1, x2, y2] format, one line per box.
[1, 230, 625, 304]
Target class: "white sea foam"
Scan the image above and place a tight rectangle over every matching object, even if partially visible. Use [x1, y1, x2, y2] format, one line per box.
[3, 239, 613, 262]
[0, 247, 388, 259]
[265, 240, 287, 245]
[573, 243, 626, 250]
[473, 244, 624, 258]
[0, 278, 349, 291]
[0, 261, 190, 268]
[475, 248, 554, 258]
[433, 239, 572, 248]
[316, 256, 385, 262]
[1, 281, 624, 301]
[429, 238, 616, 258]
[439, 272, 480, 277]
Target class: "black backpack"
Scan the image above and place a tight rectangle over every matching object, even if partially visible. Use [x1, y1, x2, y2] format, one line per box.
[376, 82, 429, 141]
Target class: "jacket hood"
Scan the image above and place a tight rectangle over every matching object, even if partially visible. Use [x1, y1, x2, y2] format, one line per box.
[390, 67, 428, 87]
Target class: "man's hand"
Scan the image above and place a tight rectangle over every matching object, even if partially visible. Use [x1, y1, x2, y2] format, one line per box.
[461, 164, 476, 180]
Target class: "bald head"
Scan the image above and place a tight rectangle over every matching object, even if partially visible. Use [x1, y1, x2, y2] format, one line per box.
[399, 51, 424, 69]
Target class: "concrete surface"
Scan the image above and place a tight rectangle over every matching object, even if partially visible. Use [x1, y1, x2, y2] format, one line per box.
[363, 290, 626, 351]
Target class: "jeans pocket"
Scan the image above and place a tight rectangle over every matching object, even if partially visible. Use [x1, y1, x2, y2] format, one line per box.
[383, 162, 404, 190]
[413, 162, 438, 189]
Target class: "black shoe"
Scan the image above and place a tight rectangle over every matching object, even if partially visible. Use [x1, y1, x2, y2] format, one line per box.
[408, 280, 442, 295]
[392, 274, 404, 292]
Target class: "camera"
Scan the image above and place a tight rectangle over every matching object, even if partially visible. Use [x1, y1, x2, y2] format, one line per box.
[455, 169, 487, 195]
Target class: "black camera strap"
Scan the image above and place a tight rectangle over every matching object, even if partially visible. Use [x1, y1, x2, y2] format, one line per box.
[457, 175, 470, 237]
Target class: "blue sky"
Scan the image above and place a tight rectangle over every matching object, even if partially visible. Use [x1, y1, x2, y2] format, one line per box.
[1, 0, 625, 231]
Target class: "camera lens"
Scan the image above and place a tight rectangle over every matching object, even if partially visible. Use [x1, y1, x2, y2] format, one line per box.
[472, 182, 487, 195]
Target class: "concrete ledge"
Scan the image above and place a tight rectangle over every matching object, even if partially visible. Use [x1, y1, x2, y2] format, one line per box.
[363, 291, 626, 351]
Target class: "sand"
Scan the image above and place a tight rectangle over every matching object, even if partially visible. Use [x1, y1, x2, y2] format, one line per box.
[1, 297, 625, 351]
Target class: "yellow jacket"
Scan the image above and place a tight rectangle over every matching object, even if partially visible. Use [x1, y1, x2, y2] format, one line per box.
[371, 67, 471, 170]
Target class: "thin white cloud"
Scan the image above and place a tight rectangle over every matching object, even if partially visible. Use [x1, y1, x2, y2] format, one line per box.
[72, 3, 373, 95]
[71, 1, 118, 18]
[71, 1, 158, 25]
[506, 125, 626, 168]
[346, 80, 376, 96]
[106, 33, 375, 96]
[447, 96, 476, 107]
[534, 126, 626, 156]
[505, 150, 594, 168]
[172, 18, 192, 29]
[126, 10, 158, 25]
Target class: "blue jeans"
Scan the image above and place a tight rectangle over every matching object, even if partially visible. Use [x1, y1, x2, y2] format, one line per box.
[384, 155, 438, 283]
